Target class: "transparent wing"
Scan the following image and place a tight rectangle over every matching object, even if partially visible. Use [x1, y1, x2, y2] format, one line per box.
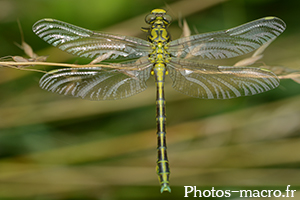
[167, 58, 279, 99]
[39, 58, 152, 100]
[32, 18, 152, 60]
[169, 17, 286, 59]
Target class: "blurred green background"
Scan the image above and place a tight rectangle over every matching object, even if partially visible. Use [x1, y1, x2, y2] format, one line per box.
[1, 0, 300, 199]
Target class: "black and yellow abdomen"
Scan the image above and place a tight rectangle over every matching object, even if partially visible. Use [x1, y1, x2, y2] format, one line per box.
[153, 64, 170, 193]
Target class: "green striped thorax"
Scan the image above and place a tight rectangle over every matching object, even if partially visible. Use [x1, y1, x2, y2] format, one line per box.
[142, 9, 172, 69]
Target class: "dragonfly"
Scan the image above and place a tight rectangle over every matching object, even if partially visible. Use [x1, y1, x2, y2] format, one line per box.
[32, 9, 286, 193]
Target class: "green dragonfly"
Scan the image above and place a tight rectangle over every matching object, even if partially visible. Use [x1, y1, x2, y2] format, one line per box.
[32, 9, 286, 192]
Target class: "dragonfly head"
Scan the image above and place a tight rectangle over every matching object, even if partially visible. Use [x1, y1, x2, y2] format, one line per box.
[145, 8, 172, 26]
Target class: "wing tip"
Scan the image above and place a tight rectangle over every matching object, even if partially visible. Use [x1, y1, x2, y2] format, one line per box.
[264, 16, 286, 30]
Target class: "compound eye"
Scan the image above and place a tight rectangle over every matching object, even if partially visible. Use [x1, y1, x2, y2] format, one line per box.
[145, 14, 156, 24]
[163, 14, 172, 24]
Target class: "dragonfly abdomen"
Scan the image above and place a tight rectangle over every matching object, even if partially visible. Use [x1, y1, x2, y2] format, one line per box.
[153, 65, 171, 193]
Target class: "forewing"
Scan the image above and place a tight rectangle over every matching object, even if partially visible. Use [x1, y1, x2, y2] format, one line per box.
[32, 18, 151, 60]
[39, 59, 152, 100]
[169, 17, 286, 59]
[167, 58, 279, 99]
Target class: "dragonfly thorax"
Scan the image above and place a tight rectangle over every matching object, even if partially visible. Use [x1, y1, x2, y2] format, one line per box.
[149, 41, 171, 66]
[143, 10, 171, 70]
[143, 10, 172, 73]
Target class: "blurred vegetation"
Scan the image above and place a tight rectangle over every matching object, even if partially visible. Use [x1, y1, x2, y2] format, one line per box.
[1, 0, 300, 199]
